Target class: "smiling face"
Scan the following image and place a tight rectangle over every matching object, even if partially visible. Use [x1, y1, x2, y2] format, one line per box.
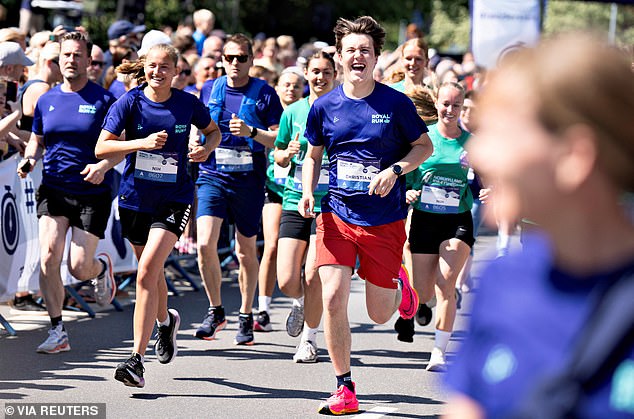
[338, 33, 377, 85]
[401, 43, 427, 83]
[144, 48, 177, 92]
[276, 72, 304, 107]
[436, 84, 464, 128]
[305, 57, 336, 98]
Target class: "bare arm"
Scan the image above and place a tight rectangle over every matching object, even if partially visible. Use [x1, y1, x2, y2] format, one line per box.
[443, 395, 485, 419]
[188, 120, 221, 162]
[298, 143, 324, 218]
[273, 132, 301, 167]
[95, 129, 166, 159]
[368, 132, 433, 197]
[17, 132, 45, 178]
[228, 113, 278, 148]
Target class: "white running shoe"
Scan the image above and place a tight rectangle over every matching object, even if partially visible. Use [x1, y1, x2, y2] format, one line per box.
[36, 326, 71, 354]
[293, 340, 318, 363]
[426, 347, 447, 372]
[93, 253, 116, 306]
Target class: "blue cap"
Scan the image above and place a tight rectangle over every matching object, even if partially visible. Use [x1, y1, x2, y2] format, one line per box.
[108, 20, 146, 41]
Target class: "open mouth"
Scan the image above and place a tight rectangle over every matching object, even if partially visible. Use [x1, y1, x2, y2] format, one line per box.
[351, 63, 366, 72]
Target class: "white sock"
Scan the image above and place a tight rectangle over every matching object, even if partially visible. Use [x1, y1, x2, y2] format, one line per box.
[258, 296, 271, 313]
[293, 296, 304, 307]
[301, 325, 318, 344]
[133, 352, 145, 364]
[434, 329, 451, 352]
[157, 314, 170, 328]
[497, 233, 511, 256]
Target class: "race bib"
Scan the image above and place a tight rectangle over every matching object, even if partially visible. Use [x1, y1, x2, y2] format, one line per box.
[420, 185, 461, 213]
[336, 159, 380, 191]
[216, 146, 253, 172]
[134, 151, 178, 183]
[273, 163, 291, 184]
[293, 163, 330, 192]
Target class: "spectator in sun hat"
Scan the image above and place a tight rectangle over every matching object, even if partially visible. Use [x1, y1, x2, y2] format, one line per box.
[138, 30, 172, 57]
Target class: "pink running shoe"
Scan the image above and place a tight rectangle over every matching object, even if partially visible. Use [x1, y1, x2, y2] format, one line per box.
[318, 383, 359, 415]
[396, 264, 419, 320]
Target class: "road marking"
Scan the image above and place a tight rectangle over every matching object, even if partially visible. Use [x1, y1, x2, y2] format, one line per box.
[356, 406, 398, 418]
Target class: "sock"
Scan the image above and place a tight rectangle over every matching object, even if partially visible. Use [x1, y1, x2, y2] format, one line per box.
[157, 312, 170, 328]
[132, 352, 144, 364]
[336, 371, 354, 392]
[434, 329, 452, 353]
[301, 325, 318, 344]
[258, 296, 271, 313]
[293, 296, 305, 307]
[51, 316, 63, 330]
[211, 305, 225, 318]
[497, 233, 510, 257]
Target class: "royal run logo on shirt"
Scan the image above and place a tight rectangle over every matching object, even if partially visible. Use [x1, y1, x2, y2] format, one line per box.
[371, 113, 392, 124]
[175, 124, 187, 134]
[78, 104, 97, 114]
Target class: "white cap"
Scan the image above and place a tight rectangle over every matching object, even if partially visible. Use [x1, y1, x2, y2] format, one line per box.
[0, 42, 34, 66]
[138, 30, 172, 56]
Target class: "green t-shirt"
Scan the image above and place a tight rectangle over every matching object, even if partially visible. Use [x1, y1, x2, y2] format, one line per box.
[407, 123, 473, 214]
[274, 98, 330, 212]
[265, 148, 287, 198]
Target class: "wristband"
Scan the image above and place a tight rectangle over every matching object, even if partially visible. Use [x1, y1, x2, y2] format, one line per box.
[249, 126, 258, 138]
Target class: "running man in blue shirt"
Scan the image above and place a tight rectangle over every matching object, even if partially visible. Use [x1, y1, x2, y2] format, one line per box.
[18, 31, 119, 355]
[194, 33, 283, 346]
[96, 43, 221, 388]
[299, 16, 433, 414]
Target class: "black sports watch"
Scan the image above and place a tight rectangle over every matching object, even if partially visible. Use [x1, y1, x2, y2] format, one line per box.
[249, 126, 258, 138]
[391, 164, 403, 177]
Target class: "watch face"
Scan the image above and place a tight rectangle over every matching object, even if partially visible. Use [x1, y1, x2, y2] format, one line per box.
[393, 164, 402, 175]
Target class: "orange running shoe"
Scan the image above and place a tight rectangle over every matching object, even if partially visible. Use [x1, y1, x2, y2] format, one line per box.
[318, 383, 359, 415]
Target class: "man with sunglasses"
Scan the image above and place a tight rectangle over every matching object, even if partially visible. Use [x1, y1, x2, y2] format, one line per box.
[195, 33, 283, 346]
[87, 44, 105, 86]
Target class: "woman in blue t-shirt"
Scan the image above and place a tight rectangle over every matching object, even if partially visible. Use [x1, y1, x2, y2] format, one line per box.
[95, 43, 221, 389]
[444, 34, 634, 419]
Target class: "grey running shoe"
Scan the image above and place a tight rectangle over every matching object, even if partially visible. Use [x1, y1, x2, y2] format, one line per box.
[92, 253, 116, 306]
[115, 353, 145, 388]
[285, 302, 304, 337]
[154, 308, 180, 364]
[293, 340, 318, 363]
[195, 307, 226, 340]
[234, 313, 254, 345]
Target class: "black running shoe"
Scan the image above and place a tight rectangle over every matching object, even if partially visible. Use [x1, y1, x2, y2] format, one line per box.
[155, 308, 180, 364]
[195, 307, 226, 340]
[254, 310, 272, 332]
[394, 316, 415, 343]
[415, 303, 433, 327]
[114, 353, 145, 388]
[234, 313, 254, 345]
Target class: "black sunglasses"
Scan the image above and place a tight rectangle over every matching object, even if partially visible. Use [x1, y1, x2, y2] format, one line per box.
[91, 60, 104, 68]
[223, 54, 249, 63]
[179, 69, 192, 76]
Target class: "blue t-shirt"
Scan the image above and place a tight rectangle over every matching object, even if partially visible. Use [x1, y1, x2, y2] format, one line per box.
[304, 82, 428, 226]
[198, 77, 283, 183]
[32, 81, 116, 195]
[445, 232, 634, 418]
[108, 79, 127, 99]
[102, 85, 212, 212]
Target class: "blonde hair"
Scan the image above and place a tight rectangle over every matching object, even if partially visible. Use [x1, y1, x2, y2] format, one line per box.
[405, 85, 438, 124]
[485, 33, 634, 191]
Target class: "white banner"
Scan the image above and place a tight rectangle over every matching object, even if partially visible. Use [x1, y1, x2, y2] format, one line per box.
[0, 156, 137, 302]
[471, 0, 542, 68]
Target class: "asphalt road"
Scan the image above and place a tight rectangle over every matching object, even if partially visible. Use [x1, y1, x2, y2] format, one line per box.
[0, 233, 502, 419]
